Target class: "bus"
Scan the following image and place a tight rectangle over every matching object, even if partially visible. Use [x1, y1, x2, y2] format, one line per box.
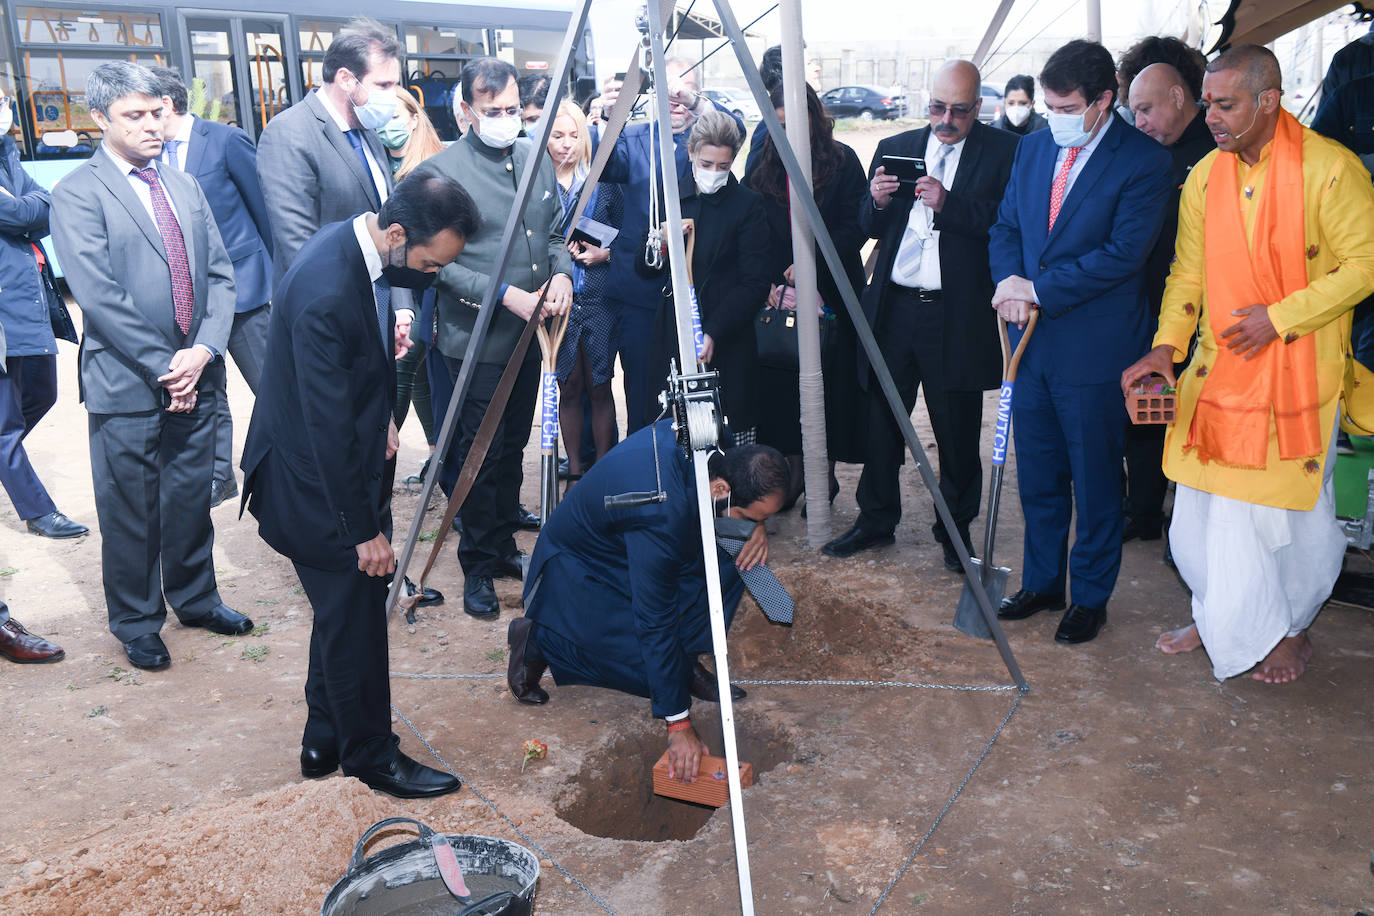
[1, 0, 596, 190]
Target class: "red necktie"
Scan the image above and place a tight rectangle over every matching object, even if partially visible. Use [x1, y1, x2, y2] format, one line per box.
[133, 166, 193, 334]
[1048, 146, 1082, 232]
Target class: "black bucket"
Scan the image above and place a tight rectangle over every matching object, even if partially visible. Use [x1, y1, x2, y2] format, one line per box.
[321, 817, 539, 916]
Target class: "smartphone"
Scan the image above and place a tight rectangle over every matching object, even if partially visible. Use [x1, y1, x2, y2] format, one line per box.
[614, 71, 627, 81]
[881, 154, 926, 199]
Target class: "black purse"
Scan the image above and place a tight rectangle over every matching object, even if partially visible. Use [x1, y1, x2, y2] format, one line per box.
[755, 285, 832, 371]
[38, 246, 77, 344]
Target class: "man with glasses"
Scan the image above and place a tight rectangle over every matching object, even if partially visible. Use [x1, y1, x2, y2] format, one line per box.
[415, 57, 573, 620]
[823, 60, 1018, 576]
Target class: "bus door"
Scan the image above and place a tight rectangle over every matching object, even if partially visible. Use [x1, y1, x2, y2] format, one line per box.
[178, 12, 295, 140]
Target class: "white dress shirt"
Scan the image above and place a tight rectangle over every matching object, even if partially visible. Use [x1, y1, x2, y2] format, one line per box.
[318, 88, 389, 204]
[351, 213, 413, 338]
[889, 134, 964, 290]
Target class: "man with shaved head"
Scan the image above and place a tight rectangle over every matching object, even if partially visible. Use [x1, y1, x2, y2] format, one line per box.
[1122, 60, 1215, 545]
[1123, 44, 1374, 684]
[823, 60, 1019, 573]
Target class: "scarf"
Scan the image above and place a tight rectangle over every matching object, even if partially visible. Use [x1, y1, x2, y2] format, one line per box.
[1188, 109, 1322, 468]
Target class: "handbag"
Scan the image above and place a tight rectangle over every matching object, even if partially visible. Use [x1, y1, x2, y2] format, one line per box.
[35, 244, 77, 344]
[755, 285, 831, 371]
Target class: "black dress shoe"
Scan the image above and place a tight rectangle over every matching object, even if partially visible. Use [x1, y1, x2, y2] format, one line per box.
[351, 751, 461, 799]
[403, 577, 444, 607]
[821, 523, 895, 558]
[25, 510, 88, 539]
[180, 604, 254, 636]
[464, 576, 499, 619]
[689, 661, 746, 702]
[1121, 516, 1163, 543]
[557, 456, 572, 480]
[997, 589, 1067, 620]
[123, 633, 171, 671]
[1054, 603, 1107, 644]
[493, 552, 526, 581]
[300, 745, 339, 779]
[936, 527, 976, 574]
[517, 505, 541, 531]
[507, 617, 549, 705]
[209, 477, 239, 510]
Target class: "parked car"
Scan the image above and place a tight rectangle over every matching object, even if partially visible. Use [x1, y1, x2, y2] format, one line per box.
[820, 85, 902, 121]
[701, 87, 761, 121]
[978, 83, 1003, 122]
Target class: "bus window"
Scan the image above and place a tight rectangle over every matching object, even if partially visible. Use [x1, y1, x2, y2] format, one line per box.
[186, 19, 238, 127]
[297, 17, 348, 92]
[245, 21, 287, 136]
[405, 25, 485, 59]
[494, 28, 564, 77]
[404, 25, 484, 142]
[17, 6, 161, 48]
[24, 51, 164, 156]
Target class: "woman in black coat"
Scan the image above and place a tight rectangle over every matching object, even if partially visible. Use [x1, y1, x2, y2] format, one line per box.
[744, 82, 869, 508]
[647, 109, 771, 442]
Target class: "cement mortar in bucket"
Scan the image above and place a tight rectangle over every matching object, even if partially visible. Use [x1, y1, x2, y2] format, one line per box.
[322, 817, 539, 916]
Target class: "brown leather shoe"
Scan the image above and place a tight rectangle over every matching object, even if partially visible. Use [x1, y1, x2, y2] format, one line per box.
[0, 618, 65, 663]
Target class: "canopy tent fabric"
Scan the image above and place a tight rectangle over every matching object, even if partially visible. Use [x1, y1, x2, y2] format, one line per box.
[668, 5, 760, 40]
[1210, 0, 1355, 50]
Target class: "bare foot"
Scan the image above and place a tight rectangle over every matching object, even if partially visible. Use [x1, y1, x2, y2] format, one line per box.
[1251, 632, 1313, 684]
[1155, 624, 1201, 654]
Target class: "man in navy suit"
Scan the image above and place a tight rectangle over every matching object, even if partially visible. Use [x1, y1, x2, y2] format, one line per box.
[988, 40, 1172, 644]
[241, 173, 476, 798]
[602, 59, 743, 432]
[508, 421, 787, 782]
[152, 67, 273, 509]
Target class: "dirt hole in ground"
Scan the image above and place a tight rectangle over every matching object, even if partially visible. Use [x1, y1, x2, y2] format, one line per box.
[729, 568, 928, 679]
[555, 713, 796, 842]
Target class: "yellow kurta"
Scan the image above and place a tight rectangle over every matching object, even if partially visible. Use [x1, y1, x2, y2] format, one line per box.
[1155, 128, 1374, 510]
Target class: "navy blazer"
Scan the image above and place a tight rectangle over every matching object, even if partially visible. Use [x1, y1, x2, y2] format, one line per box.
[988, 113, 1173, 384]
[0, 135, 53, 356]
[240, 219, 395, 571]
[184, 116, 273, 312]
[523, 419, 707, 718]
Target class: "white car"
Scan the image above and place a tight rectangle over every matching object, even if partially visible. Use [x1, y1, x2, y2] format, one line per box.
[701, 87, 762, 121]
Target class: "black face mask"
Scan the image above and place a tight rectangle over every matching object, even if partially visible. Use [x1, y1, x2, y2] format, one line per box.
[381, 240, 436, 291]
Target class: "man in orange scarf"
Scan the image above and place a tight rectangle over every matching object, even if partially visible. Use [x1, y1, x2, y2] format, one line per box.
[1123, 45, 1374, 684]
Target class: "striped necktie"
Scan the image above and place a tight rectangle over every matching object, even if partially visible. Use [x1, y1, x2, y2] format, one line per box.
[714, 517, 794, 624]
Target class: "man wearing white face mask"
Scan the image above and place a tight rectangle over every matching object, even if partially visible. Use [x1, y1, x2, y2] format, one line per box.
[257, 18, 403, 287]
[988, 39, 1172, 645]
[415, 57, 574, 621]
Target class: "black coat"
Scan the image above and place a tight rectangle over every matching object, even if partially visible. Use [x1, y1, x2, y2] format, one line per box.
[241, 219, 396, 571]
[858, 121, 1020, 391]
[648, 174, 771, 432]
[1143, 111, 1215, 329]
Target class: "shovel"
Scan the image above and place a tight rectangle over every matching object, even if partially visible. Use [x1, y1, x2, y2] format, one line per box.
[535, 311, 569, 526]
[955, 310, 1039, 638]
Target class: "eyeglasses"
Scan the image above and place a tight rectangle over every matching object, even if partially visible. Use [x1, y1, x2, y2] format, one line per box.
[928, 102, 975, 119]
[478, 106, 521, 119]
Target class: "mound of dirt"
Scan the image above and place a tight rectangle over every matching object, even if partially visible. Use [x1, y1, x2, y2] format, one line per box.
[0, 779, 404, 915]
[728, 567, 926, 679]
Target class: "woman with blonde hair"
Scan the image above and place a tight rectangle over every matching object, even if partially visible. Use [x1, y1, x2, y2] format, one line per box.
[380, 86, 445, 179]
[547, 99, 622, 483]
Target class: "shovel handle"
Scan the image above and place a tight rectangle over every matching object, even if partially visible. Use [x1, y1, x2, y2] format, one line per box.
[998, 309, 1040, 385]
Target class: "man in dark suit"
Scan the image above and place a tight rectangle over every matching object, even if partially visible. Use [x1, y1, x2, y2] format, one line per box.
[50, 61, 252, 672]
[417, 57, 574, 620]
[601, 58, 743, 432]
[988, 40, 1172, 644]
[241, 173, 477, 798]
[508, 420, 787, 782]
[152, 67, 273, 509]
[822, 60, 1019, 572]
[0, 87, 87, 540]
[256, 18, 402, 285]
[1125, 61, 1216, 543]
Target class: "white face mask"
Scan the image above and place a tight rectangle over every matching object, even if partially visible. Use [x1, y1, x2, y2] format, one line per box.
[694, 166, 728, 195]
[475, 112, 521, 150]
[1005, 105, 1031, 127]
[351, 84, 397, 131]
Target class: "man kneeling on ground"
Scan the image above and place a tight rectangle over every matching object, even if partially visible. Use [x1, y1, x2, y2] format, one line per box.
[508, 418, 788, 782]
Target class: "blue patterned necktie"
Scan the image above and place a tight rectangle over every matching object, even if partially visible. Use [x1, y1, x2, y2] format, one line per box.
[372, 275, 391, 356]
[714, 517, 794, 624]
[346, 129, 379, 201]
[164, 139, 180, 170]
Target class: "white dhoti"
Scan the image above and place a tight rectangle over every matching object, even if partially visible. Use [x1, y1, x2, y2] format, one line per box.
[1169, 466, 1345, 680]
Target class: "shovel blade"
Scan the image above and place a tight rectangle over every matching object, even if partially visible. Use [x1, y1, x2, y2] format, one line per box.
[955, 558, 1010, 639]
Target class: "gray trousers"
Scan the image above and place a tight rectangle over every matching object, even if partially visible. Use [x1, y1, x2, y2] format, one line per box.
[213, 304, 270, 483]
[89, 396, 222, 641]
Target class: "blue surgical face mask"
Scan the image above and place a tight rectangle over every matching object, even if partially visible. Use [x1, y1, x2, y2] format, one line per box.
[352, 84, 397, 131]
[1047, 101, 1104, 148]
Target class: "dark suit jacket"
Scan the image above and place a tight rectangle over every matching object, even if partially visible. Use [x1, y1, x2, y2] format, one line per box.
[1144, 111, 1215, 322]
[256, 90, 392, 284]
[523, 418, 704, 718]
[859, 121, 1020, 391]
[0, 135, 54, 357]
[50, 151, 234, 413]
[240, 219, 395, 571]
[989, 113, 1173, 385]
[184, 116, 274, 312]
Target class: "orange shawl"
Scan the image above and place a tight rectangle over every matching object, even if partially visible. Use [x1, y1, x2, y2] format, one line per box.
[1188, 110, 1322, 468]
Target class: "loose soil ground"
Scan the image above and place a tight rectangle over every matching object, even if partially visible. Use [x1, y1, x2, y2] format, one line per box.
[1, 121, 1371, 913]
